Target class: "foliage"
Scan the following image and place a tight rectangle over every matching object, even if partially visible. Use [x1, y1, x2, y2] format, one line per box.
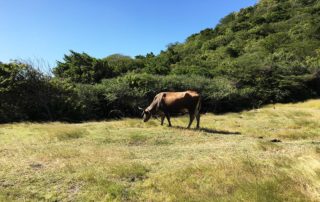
[53, 50, 111, 84]
[103, 54, 143, 75]
[1, 0, 320, 122]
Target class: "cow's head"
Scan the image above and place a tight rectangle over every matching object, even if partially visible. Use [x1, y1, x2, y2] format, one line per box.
[139, 107, 152, 122]
[140, 93, 164, 122]
[142, 109, 152, 122]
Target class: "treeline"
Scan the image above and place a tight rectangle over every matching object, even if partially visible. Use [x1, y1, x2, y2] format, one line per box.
[1, 0, 320, 122]
[1, 60, 319, 122]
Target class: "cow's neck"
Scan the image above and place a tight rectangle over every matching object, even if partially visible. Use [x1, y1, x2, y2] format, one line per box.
[147, 102, 158, 114]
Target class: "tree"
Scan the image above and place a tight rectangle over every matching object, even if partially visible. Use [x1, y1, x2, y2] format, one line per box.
[103, 54, 143, 76]
[53, 50, 110, 83]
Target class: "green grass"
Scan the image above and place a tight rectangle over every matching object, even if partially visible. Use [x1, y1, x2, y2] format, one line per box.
[1, 100, 320, 201]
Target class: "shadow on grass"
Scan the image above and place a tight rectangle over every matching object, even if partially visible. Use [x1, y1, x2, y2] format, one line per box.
[172, 126, 241, 135]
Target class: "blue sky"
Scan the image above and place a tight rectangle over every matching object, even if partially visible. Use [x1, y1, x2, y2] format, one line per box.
[0, 0, 258, 68]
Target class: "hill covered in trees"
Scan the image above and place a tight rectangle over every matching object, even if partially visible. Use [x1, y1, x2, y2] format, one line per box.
[1, 0, 320, 122]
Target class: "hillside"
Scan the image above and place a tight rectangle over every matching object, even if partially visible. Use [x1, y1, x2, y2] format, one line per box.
[1, 100, 320, 201]
[53, 0, 320, 79]
[1, 0, 320, 122]
[166, 0, 320, 77]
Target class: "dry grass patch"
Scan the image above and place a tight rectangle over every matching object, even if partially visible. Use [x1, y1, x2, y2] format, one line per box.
[1, 99, 320, 201]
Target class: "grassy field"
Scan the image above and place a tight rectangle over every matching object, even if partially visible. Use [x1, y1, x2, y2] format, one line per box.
[1, 100, 320, 201]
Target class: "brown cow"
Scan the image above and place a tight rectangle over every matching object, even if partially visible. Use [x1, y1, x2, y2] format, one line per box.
[142, 91, 201, 128]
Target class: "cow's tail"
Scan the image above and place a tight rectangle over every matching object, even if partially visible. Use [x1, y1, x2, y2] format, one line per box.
[195, 96, 201, 117]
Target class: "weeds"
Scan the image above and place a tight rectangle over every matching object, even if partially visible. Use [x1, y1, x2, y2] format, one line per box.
[55, 128, 87, 141]
[111, 163, 149, 181]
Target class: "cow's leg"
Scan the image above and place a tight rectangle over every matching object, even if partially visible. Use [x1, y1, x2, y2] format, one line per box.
[188, 112, 195, 129]
[196, 113, 200, 129]
[165, 113, 172, 127]
[160, 114, 165, 126]
[194, 97, 201, 129]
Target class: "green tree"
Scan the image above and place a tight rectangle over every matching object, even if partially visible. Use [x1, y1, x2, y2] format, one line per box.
[53, 50, 111, 83]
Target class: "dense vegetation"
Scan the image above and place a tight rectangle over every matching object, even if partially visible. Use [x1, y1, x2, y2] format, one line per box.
[1, 0, 320, 122]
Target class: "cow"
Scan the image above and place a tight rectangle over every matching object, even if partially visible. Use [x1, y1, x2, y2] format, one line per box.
[141, 91, 201, 129]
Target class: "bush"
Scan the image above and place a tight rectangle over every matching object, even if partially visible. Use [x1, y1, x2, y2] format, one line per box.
[1, 63, 319, 122]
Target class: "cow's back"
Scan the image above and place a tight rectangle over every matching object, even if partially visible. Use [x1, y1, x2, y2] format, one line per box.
[160, 91, 200, 113]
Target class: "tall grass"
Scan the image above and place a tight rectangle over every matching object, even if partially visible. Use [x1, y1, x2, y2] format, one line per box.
[0, 100, 320, 201]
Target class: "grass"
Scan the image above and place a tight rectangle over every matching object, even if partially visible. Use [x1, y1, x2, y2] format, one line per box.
[0, 99, 320, 201]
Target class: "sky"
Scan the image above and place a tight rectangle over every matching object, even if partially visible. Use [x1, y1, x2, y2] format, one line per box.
[0, 0, 258, 68]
